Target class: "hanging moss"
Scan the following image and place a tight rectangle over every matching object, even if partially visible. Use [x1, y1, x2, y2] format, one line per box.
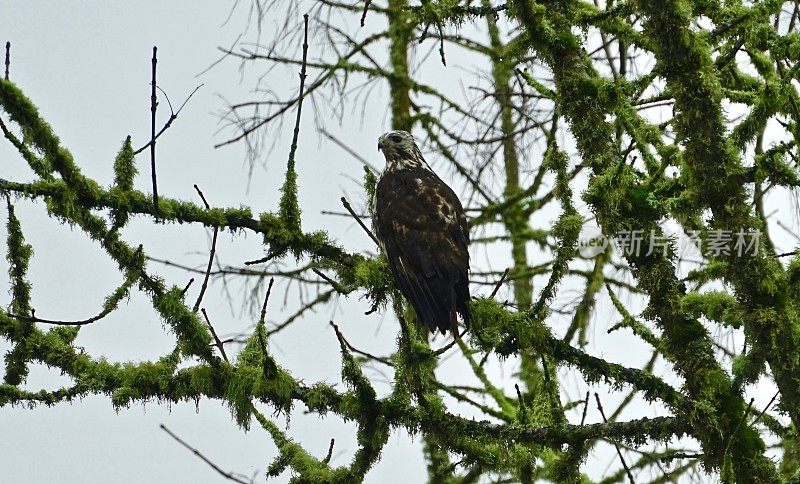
[680, 291, 744, 329]
[363, 166, 377, 214]
[112, 136, 136, 191]
[279, 164, 301, 237]
[5, 199, 31, 317]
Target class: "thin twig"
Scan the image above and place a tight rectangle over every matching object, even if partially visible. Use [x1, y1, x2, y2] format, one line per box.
[319, 128, 379, 173]
[321, 210, 370, 219]
[156, 85, 175, 113]
[244, 253, 278, 266]
[361, 0, 372, 26]
[159, 424, 249, 483]
[148, 256, 317, 279]
[595, 393, 635, 484]
[776, 220, 800, 242]
[149, 46, 159, 214]
[323, 438, 335, 464]
[775, 250, 798, 258]
[580, 390, 591, 426]
[9, 309, 110, 326]
[194, 184, 211, 209]
[437, 22, 447, 66]
[193, 185, 219, 312]
[181, 278, 195, 297]
[489, 268, 509, 299]
[751, 390, 780, 427]
[341, 196, 380, 246]
[201, 308, 229, 363]
[259, 277, 275, 323]
[267, 289, 333, 337]
[133, 84, 203, 155]
[285, 14, 310, 174]
[312, 268, 346, 292]
[329, 321, 393, 365]
[254, 280, 276, 377]
[432, 328, 468, 356]
[4, 41, 9, 80]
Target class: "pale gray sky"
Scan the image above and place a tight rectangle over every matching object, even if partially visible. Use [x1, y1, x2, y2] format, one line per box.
[0, 2, 787, 483]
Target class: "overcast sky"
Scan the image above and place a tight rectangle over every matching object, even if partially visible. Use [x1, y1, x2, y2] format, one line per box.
[0, 2, 788, 483]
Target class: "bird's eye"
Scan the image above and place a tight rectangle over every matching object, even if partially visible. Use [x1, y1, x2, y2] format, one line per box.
[389, 134, 403, 143]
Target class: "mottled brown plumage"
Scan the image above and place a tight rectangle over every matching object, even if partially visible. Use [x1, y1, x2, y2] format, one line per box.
[373, 130, 471, 335]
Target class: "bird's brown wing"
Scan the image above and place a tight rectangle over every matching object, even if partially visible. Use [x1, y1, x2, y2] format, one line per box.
[374, 168, 470, 335]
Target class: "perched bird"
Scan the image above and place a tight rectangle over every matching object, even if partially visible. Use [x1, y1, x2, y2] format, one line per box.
[372, 130, 471, 336]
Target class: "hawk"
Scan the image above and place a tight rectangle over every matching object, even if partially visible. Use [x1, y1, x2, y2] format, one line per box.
[373, 130, 471, 336]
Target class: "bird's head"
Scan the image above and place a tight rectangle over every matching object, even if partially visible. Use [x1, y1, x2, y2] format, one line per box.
[377, 130, 426, 170]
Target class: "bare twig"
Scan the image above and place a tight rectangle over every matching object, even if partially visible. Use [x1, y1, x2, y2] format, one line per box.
[149, 46, 159, 214]
[580, 390, 591, 426]
[329, 321, 394, 365]
[776, 220, 800, 242]
[437, 23, 447, 66]
[361, 0, 372, 26]
[489, 268, 509, 299]
[321, 210, 370, 219]
[193, 185, 219, 312]
[286, 14, 310, 173]
[9, 309, 111, 326]
[194, 183, 211, 209]
[159, 424, 249, 484]
[432, 328, 468, 356]
[254, 280, 276, 377]
[319, 128, 379, 173]
[201, 308, 229, 362]
[181, 278, 195, 297]
[751, 390, 780, 427]
[244, 253, 278, 266]
[323, 438, 335, 464]
[134, 84, 203, 154]
[312, 268, 347, 292]
[4, 41, 9, 80]
[267, 289, 333, 337]
[595, 393, 635, 484]
[148, 256, 316, 280]
[259, 277, 275, 323]
[341, 196, 380, 247]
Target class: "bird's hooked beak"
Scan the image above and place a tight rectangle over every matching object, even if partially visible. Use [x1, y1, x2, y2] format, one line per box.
[377, 138, 384, 152]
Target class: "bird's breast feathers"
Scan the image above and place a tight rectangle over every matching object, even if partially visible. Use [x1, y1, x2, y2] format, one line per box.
[376, 169, 461, 222]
